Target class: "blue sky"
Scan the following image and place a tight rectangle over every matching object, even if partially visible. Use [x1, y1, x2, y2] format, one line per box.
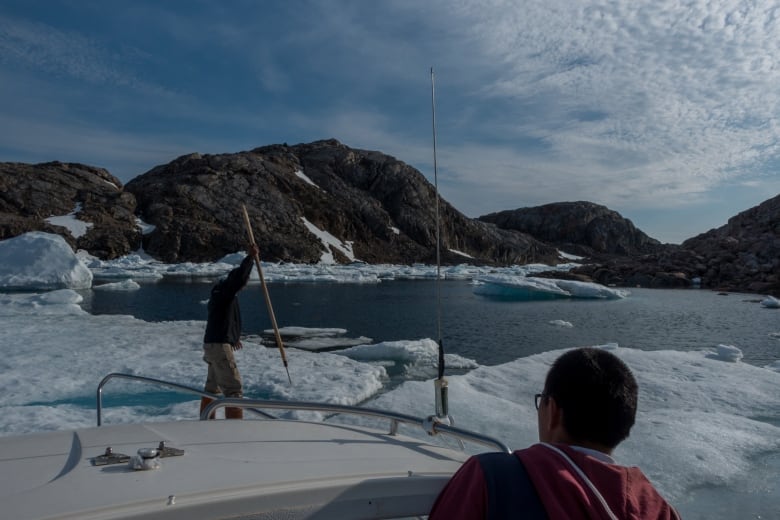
[2, 1, 779, 244]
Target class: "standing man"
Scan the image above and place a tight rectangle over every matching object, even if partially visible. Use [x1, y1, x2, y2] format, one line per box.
[200, 243, 259, 420]
[429, 347, 680, 519]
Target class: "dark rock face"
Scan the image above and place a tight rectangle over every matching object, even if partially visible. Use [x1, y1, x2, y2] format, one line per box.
[1, 141, 777, 296]
[124, 139, 558, 264]
[480, 201, 661, 256]
[484, 198, 779, 296]
[0, 162, 140, 258]
[680, 194, 780, 294]
[563, 246, 706, 289]
[555, 195, 779, 295]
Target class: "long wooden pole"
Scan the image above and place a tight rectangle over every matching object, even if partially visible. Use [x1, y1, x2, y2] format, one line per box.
[241, 205, 292, 384]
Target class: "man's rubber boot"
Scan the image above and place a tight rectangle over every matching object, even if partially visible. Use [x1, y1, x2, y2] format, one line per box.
[199, 397, 216, 419]
[225, 407, 244, 420]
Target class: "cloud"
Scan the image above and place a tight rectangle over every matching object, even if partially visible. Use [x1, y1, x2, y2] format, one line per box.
[0, 14, 171, 97]
[442, 0, 780, 194]
[0, 112, 199, 179]
[1, 1, 778, 244]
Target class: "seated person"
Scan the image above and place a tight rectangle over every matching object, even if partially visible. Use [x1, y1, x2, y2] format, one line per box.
[429, 347, 680, 519]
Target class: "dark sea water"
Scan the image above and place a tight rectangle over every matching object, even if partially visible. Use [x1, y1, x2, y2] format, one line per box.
[77, 280, 780, 368]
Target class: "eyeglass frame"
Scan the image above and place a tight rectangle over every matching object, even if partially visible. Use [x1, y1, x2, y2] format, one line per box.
[534, 393, 548, 410]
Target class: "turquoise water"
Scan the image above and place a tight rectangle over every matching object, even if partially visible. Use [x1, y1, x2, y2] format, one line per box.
[78, 280, 780, 368]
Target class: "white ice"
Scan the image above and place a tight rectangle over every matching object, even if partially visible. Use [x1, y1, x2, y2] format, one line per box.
[0, 289, 778, 517]
[0, 232, 93, 290]
[294, 169, 321, 190]
[279, 335, 374, 351]
[549, 319, 574, 328]
[475, 274, 629, 299]
[301, 217, 355, 263]
[271, 326, 349, 337]
[1, 232, 779, 518]
[761, 295, 780, 308]
[44, 203, 93, 238]
[93, 279, 141, 291]
[0, 232, 582, 289]
[254, 327, 371, 351]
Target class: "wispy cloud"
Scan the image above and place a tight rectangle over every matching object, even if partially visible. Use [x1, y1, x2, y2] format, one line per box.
[444, 0, 780, 196]
[0, 113, 209, 179]
[0, 14, 173, 98]
[0, 1, 778, 243]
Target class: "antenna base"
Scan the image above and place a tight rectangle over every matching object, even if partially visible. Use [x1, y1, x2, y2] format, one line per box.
[434, 377, 449, 418]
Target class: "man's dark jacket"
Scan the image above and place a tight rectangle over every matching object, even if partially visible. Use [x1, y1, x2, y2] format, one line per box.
[203, 255, 254, 345]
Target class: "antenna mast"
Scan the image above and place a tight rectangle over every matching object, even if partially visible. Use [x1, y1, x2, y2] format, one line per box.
[430, 67, 448, 421]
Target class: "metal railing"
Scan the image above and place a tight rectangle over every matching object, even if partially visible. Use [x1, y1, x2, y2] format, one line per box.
[96, 373, 511, 454]
[95, 372, 275, 426]
[205, 398, 511, 453]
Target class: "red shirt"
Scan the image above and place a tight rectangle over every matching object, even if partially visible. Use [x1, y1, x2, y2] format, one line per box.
[429, 443, 680, 519]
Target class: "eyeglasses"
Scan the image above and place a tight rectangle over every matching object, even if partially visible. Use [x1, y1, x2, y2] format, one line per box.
[534, 393, 547, 410]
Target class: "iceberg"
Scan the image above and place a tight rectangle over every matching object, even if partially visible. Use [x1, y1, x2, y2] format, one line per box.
[0, 232, 93, 290]
[761, 295, 780, 308]
[474, 274, 629, 300]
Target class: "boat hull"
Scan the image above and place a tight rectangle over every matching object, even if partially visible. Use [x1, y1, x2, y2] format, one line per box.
[1, 418, 469, 519]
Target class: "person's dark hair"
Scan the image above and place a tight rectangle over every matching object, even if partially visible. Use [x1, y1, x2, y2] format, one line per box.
[543, 347, 638, 449]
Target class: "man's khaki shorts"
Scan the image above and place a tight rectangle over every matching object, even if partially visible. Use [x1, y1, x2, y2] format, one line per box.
[203, 342, 243, 397]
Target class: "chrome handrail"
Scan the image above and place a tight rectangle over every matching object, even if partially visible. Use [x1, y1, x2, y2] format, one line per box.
[96, 373, 512, 453]
[206, 397, 512, 453]
[95, 372, 275, 426]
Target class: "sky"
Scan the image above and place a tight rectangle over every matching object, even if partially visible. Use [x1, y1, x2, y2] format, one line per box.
[0, 231, 779, 517]
[1, 1, 780, 244]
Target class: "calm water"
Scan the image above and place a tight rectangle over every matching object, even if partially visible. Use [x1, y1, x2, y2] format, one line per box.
[77, 280, 780, 368]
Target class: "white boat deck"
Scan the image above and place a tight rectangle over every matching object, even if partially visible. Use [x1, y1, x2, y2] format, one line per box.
[1, 418, 471, 519]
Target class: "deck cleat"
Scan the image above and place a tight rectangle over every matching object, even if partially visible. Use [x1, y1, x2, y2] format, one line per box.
[91, 446, 131, 466]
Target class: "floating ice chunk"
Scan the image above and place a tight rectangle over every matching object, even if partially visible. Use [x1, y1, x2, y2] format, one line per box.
[338, 338, 478, 372]
[268, 327, 348, 337]
[760, 296, 780, 308]
[0, 289, 86, 316]
[707, 344, 744, 362]
[549, 319, 574, 327]
[0, 232, 93, 290]
[93, 279, 141, 291]
[258, 327, 370, 351]
[283, 336, 372, 351]
[474, 274, 628, 300]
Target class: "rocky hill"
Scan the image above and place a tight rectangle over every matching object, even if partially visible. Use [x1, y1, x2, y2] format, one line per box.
[0, 140, 558, 265]
[680, 194, 780, 293]
[479, 202, 661, 256]
[0, 162, 139, 258]
[549, 195, 779, 295]
[0, 140, 777, 295]
[124, 139, 558, 264]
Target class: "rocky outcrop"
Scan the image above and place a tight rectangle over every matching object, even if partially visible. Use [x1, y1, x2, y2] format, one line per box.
[487, 201, 697, 288]
[124, 139, 558, 264]
[680, 194, 780, 294]
[1, 142, 777, 296]
[551, 195, 780, 295]
[479, 201, 662, 256]
[487, 198, 779, 296]
[0, 162, 140, 258]
[562, 246, 705, 289]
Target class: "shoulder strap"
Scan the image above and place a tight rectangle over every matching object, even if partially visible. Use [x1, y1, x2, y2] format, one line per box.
[539, 443, 619, 520]
[477, 452, 548, 520]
